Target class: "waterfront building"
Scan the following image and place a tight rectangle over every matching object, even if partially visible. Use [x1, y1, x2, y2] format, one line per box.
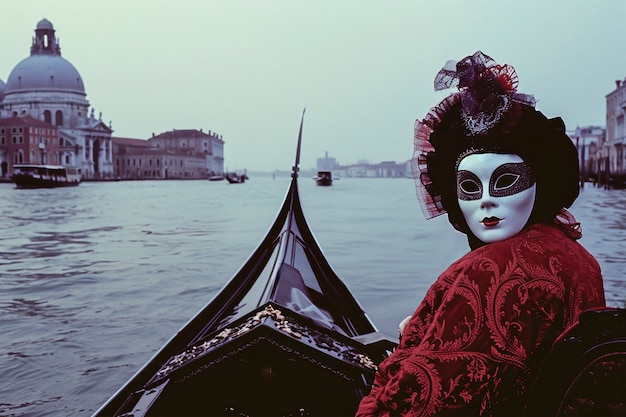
[375, 160, 407, 178]
[317, 151, 407, 178]
[150, 129, 224, 177]
[316, 151, 337, 171]
[112, 129, 225, 180]
[571, 126, 605, 183]
[332, 160, 407, 178]
[404, 160, 413, 178]
[0, 19, 114, 179]
[605, 78, 626, 185]
[0, 116, 61, 176]
[113, 137, 206, 180]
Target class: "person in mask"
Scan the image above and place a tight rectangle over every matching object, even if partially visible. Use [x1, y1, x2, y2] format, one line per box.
[356, 51, 606, 417]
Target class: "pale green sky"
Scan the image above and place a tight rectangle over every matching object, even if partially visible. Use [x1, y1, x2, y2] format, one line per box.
[1, 0, 624, 171]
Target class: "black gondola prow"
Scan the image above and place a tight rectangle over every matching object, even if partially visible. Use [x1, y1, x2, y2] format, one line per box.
[92, 110, 396, 417]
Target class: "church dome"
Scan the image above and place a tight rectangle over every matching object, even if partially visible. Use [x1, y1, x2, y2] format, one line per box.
[36, 18, 54, 30]
[6, 54, 85, 94]
[0, 78, 6, 100]
[4, 19, 86, 96]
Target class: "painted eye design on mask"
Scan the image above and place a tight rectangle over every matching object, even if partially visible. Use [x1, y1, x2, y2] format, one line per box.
[460, 178, 481, 194]
[490, 162, 535, 197]
[493, 173, 520, 191]
[457, 171, 482, 201]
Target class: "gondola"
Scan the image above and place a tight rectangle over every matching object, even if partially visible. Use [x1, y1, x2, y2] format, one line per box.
[92, 111, 396, 417]
[225, 171, 248, 184]
[314, 170, 333, 186]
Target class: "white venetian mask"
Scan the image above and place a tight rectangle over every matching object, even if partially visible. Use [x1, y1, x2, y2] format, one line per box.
[456, 153, 536, 244]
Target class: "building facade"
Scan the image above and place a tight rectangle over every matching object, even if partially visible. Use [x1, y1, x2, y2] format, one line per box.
[605, 78, 626, 184]
[332, 160, 407, 178]
[113, 129, 225, 180]
[150, 129, 224, 177]
[0, 116, 60, 176]
[316, 151, 337, 171]
[571, 126, 605, 183]
[0, 19, 114, 179]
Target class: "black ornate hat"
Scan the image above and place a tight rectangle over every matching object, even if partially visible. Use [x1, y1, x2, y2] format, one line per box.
[412, 51, 580, 240]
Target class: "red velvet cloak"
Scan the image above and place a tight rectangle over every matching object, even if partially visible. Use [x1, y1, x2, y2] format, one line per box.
[356, 223, 605, 416]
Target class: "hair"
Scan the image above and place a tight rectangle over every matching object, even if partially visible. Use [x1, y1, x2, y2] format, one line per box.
[425, 101, 580, 247]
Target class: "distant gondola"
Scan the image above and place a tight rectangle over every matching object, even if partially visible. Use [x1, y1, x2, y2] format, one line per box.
[225, 171, 248, 184]
[91, 111, 395, 417]
[314, 170, 333, 186]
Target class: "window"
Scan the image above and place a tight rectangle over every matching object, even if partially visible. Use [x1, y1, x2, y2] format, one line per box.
[55, 110, 63, 126]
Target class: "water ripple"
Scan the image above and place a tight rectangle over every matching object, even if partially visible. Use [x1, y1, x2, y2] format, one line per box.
[0, 179, 623, 417]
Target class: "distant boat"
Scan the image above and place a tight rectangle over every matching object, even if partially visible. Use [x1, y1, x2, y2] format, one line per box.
[314, 170, 332, 186]
[208, 175, 225, 181]
[10, 164, 81, 189]
[225, 171, 248, 184]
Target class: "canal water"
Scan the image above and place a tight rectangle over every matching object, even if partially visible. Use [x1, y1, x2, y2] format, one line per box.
[0, 176, 624, 417]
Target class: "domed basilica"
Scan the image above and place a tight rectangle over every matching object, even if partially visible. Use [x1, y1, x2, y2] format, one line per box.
[0, 18, 114, 179]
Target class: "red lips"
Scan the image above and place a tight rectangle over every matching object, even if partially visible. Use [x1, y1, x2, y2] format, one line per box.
[482, 217, 501, 227]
